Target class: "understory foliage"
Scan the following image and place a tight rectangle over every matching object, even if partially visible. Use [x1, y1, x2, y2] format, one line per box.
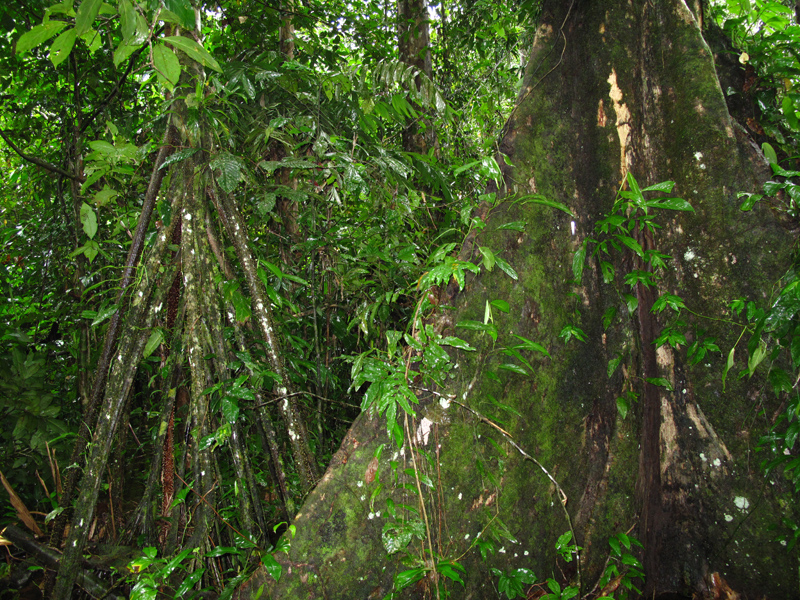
[0, 0, 798, 598]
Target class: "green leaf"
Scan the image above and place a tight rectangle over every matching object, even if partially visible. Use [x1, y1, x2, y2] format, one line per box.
[80, 202, 98, 239]
[645, 197, 694, 211]
[142, 329, 164, 359]
[616, 235, 644, 258]
[748, 339, 768, 376]
[511, 335, 550, 357]
[623, 293, 638, 314]
[498, 363, 528, 375]
[163, 35, 222, 72]
[641, 180, 675, 193]
[159, 147, 198, 170]
[75, 0, 103, 36]
[163, 0, 195, 29]
[17, 21, 68, 55]
[479, 246, 495, 271]
[496, 221, 526, 231]
[210, 152, 243, 193]
[440, 336, 476, 351]
[221, 395, 240, 424]
[722, 346, 735, 389]
[174, 568, 205, 597]
[92, 186, 118, 206]
[646, 377, 673, 391]
[49, 28, 77, 67]
[490, 299, 510, 313]
[738, 192, 762, 211]
[119, 0, 135, 40]
[153, 43, 181, 88]
[91, 304, 118, 326]
[516, 194, 574, 216]
[495, 256, 518, 280]
[616, 396, 629, 419]
[395, 567, 426, 589]
[572, 241, 586, 283]
[261, 552, 282, 582]
[205, 546, 241, 558]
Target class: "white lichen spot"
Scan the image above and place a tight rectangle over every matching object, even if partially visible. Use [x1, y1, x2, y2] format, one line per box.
[138, 291, 144, 297]
[734, 496, 750, 511]
[700, 453, 707, 462]
[368, 512, 375, 520]
[514, 553, 518, 558]
[524, 551, 529, 556]
[713, 458, 721, 467]
[725, 514, 734, 522]
[357, 481, 363, 488]
[458, 492, 463, 500]
[155, 303, 162, 313]
[684, 248, 696, 261]
[376, 511, 381, 517]
[360, 495, 365, 501]
[79, 519, 84, 527]
[499, 547, 506, 554]
[570, 220, 576, 235]
[186, 213, 192, 221]
[464, 533, 470, 540]
[439, 397, 451, 409]
[73, 540, 77, 547]
[201, 471, 205, 477]
[694, 151, 703, 161]
[415, 417, 433, 446]
[781, 540, 787, 546]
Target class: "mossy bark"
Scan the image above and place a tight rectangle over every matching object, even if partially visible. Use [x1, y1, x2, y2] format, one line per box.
[248, 2, 798, 598]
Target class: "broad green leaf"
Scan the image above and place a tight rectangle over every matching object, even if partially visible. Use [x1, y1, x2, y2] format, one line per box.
[496, 220, 526, 231]
[142, 329, 164, 359]
[163, 35, 222, 72]
[616, 235, 644, 258]
[395, 567, 426, 589]
[153, 43, 181, 88]
[49, 28, 77, 67]
[114, 41, 139, 67]
[516, 193, 574, 216]
[572, 241, 586, 282]
[646, 377, 673, 391]
[17, 21, 67, 55]
[511, 334, 551, 357]
[210, 152, 243, 193]
[440, 336, 476, 351]
[495, 256, 518, 280]
[748, 339, 768, 376]
[92, 186, 118, 206]
[498, 363, 528, 375]
[80, 202, 97, 239]
[490, 299, 510, 313]
[722, 346, 735, 389]
[75, 0, 103, 36]
[645, 197, 694, 211]
[641, 180, 675, 193]
[91, 304, 118, 327]
[163, 0, 196, 29]
[738, 192, 762, 211]
[221, 395, 240, 424]
[119, 0, 135, 40]
[261, 552, 282, 582]
[159, 147, 198, 170]
[762, 142, 778, 165]
[174, 568, 205, 597]
[616, 396, 629, 419]
[479, 246, 495, 271]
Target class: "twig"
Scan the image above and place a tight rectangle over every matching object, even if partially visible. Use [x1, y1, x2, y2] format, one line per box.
[0, 129, 83, 182]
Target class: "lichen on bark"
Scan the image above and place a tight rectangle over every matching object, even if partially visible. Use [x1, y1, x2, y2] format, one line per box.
[249, 2, 799, 598]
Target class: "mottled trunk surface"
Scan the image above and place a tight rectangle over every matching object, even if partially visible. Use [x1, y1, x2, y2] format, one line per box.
[249, 2, 797, 598]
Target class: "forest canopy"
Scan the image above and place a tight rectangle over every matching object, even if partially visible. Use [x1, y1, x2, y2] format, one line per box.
[1, 0, 800, 598]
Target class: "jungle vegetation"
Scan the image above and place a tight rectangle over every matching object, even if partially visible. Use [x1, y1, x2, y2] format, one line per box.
[0, 0, 799, 598]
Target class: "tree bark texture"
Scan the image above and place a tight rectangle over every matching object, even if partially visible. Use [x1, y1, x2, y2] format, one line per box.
[248, 2, 798, 598]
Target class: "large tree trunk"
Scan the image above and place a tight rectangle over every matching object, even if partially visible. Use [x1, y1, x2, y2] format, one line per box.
[248, 2, 797, 598]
